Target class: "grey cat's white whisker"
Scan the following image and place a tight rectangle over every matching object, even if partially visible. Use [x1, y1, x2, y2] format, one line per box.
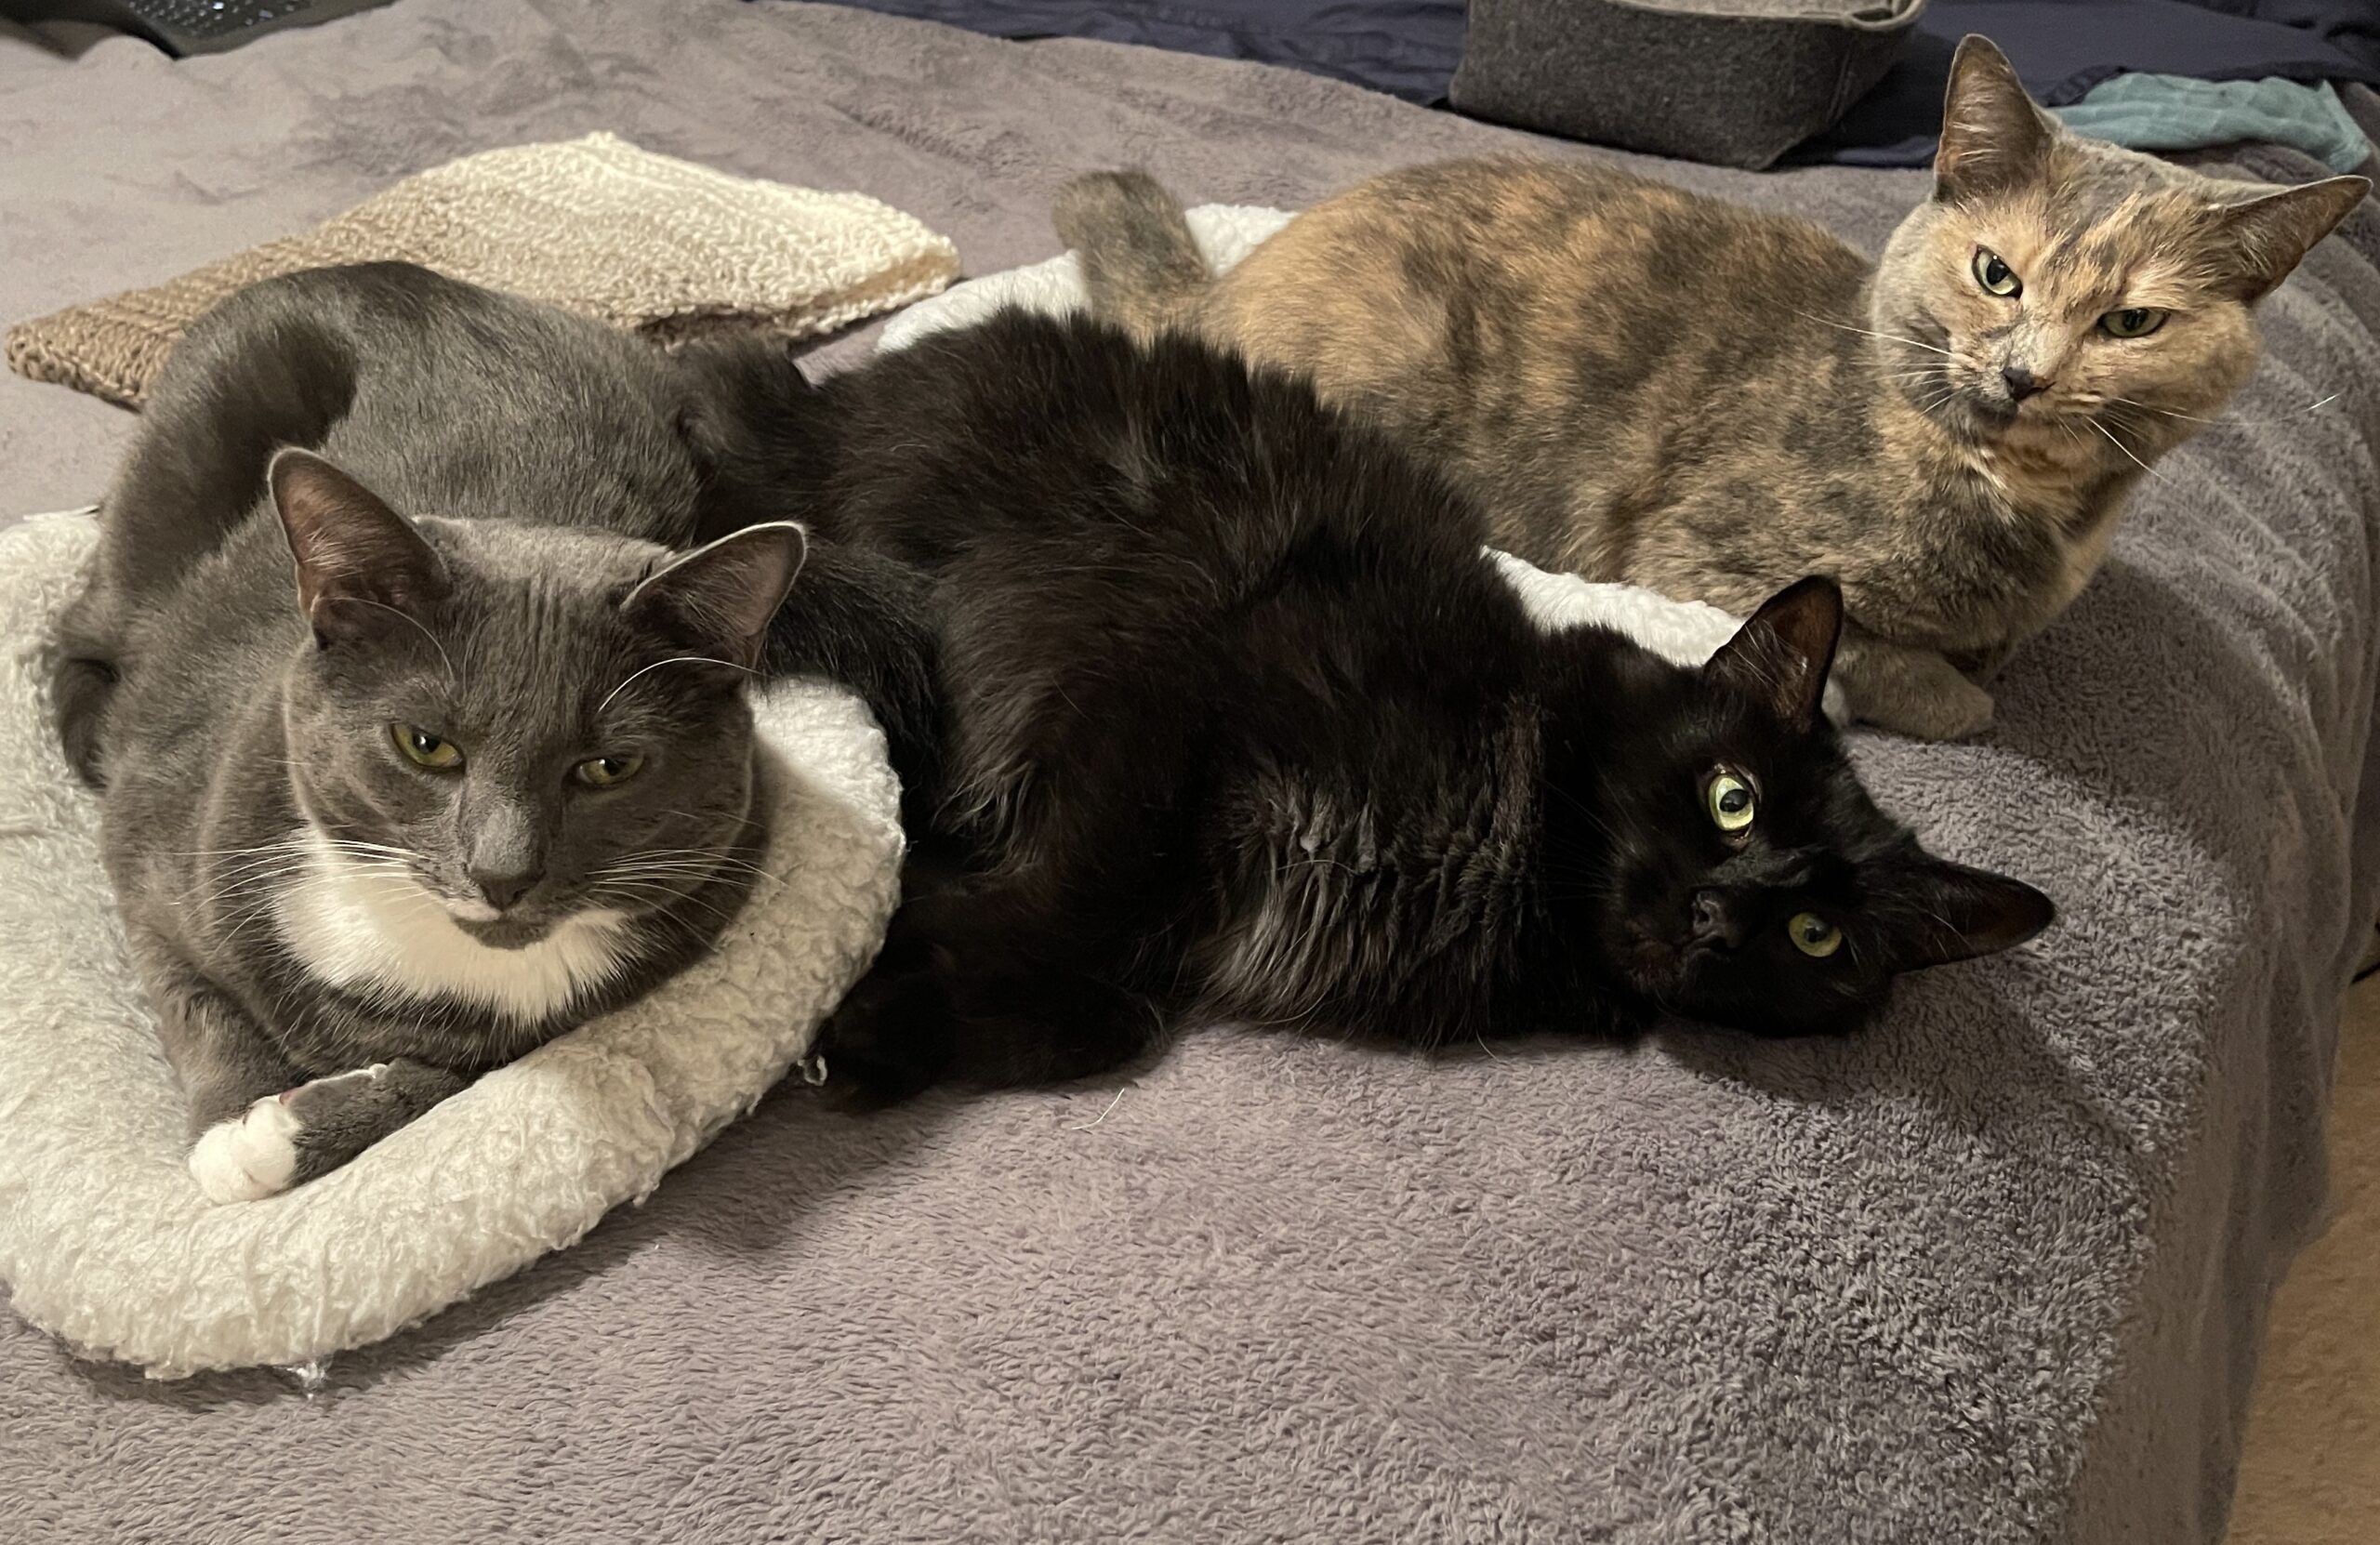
[594, 655, 758, 720]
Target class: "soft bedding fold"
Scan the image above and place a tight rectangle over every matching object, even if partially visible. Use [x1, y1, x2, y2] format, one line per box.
[2, 3, 2376, 1540]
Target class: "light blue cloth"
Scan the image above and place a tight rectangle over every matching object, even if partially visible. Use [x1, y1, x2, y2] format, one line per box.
[2056, 73, 2375, 175]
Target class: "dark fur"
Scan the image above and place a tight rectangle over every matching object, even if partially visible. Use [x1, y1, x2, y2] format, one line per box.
[703, 310, 2055, 1102]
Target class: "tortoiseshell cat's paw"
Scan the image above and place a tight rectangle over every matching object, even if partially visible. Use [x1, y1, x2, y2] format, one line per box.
[1834, 640, 1997, 741]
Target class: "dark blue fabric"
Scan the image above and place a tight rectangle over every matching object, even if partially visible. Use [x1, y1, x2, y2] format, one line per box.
[1792, 0, 2380, 167]
[762, 1, 1467, 102]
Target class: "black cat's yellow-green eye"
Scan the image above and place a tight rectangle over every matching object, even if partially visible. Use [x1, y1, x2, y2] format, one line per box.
[391, 723, 462, 770]
[2099, 307, 2167, 339]
[1789, 912, 1843, 958]
[574, 752, 644, 788]
[1972, 247, 2022, 298]
[1707, 772, 1756, 833]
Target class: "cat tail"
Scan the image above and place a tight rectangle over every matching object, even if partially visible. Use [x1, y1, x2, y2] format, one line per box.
[1053, 170, 1212, 338]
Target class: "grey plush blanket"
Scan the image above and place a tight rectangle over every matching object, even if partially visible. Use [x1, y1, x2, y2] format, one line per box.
[4, 3, 2377, 1540]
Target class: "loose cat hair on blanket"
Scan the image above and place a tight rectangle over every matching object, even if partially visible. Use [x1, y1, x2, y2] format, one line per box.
[1056, 34, 2369, 741]
[50, 263, 916, 1203]
[695, 309, 2054, 1102]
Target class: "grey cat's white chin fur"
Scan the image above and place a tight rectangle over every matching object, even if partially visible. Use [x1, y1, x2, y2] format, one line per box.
[271, 824, 630, 1023]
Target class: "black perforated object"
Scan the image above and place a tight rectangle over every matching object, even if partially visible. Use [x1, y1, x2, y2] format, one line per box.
[0, 0, 394, 56]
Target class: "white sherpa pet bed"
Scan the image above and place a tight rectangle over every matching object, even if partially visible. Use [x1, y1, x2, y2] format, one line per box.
[881, 205, 1848, 720]
[0, 512, 904, 1379]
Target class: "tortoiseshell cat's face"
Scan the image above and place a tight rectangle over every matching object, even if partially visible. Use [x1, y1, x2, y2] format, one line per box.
[1871, 37, 2366, 462]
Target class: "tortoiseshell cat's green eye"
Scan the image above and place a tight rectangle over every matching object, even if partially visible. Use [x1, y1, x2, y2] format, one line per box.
[391, 723, 462, 770]
[1972, 247, 2022, 298]
[1707, 772, 1756, 833]
[2099, 307, 2167, 338]
[1789, 912, 1843, 958]
[574, 752, 644, 788]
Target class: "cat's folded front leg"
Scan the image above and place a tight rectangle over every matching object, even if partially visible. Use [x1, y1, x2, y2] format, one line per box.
[1829, 630, 1996, 741]
[189, 1060, 470, 1206]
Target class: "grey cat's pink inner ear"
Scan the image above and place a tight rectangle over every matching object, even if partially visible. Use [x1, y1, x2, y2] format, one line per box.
[621, 521, 808, 668]
[1933, 34, 2054, 202]
[267, 447, 445, 638]
[2213, 176, 2373, 301]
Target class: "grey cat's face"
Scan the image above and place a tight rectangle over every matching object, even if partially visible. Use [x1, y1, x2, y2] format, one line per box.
[270, 450, 804, 948]
[1871, 36, 2366, 458]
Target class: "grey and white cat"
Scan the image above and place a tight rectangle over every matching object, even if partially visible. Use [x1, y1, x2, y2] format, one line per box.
[54, 263, 813, 1203]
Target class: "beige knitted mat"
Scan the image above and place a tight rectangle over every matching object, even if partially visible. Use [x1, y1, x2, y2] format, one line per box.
[6, 132, 961, 408]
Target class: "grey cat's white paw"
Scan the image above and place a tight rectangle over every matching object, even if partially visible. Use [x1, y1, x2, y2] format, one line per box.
[188, 1095, 302, 1205]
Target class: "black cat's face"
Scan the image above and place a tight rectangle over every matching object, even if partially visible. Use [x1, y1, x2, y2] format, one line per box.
[1548, 579, 2053, 1037]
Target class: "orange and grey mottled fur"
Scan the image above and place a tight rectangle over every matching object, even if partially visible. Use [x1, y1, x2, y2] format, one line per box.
[1055, 36, 2368, 739]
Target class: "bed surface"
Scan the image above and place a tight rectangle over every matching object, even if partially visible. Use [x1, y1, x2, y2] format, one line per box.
[5, 3, 2379, 1541]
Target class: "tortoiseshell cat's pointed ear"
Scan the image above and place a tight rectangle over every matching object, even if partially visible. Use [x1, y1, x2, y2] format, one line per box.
[2211, 175, 2372, 302]
[1934, 35, 2055, 203]
[1707, 576, 1843, 731]
[268, 446, 447, 649]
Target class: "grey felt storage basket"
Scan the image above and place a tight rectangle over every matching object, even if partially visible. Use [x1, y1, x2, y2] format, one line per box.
[1450, 0, 1927, 169]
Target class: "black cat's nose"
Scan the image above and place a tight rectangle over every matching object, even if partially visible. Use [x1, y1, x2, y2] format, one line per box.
[1688, 891, 1744, 949]
[2001, 364, 2047, 402]
[469, 865, 541, 912]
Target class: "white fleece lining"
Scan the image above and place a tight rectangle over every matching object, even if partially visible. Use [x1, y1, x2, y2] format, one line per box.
[0, 512, 904, 1378]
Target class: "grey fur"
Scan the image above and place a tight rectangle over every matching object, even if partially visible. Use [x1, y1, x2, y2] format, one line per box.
[55, 263, 803, 1186]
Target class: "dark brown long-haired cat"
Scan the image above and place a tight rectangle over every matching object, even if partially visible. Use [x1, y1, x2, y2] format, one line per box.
[1056, 35, 2368, 740]
[694, 309, 2053, 1102]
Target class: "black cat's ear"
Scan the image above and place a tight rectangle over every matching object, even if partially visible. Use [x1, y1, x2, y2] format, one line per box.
[621, 521, 807, 670]
[269, 447, 447, 649]
[1707, 576, 1842, 731]
[1935, 35, 2055, 203]
[2209, 176, 2371, 302]
[1888, 859, 2055, 969]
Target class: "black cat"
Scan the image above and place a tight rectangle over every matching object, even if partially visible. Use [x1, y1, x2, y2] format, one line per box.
[694, 310, 2054, 1102]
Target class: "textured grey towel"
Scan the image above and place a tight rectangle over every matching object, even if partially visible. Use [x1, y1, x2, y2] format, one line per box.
[1452, 0, 1927, 168]
[3, 2, 2378, 1541]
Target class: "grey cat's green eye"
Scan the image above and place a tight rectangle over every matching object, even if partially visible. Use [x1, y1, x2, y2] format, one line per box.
[391, 723, 462, 771]
[574, 752, 644, 788]
[1972, 247, 2021, 298]
[1789, 912, 1843, 958]
[2099, 307, 2167, 339]
[1707, 772, 1756, 833]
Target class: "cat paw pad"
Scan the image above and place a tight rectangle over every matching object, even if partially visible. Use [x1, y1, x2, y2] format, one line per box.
[188, 1095, 303, 1205]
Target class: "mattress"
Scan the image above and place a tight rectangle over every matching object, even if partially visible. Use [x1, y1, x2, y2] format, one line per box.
[3, 2, 2377, 1540]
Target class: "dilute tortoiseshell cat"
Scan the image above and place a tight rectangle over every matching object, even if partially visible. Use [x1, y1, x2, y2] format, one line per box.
[1056, 34, 2369, 739]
